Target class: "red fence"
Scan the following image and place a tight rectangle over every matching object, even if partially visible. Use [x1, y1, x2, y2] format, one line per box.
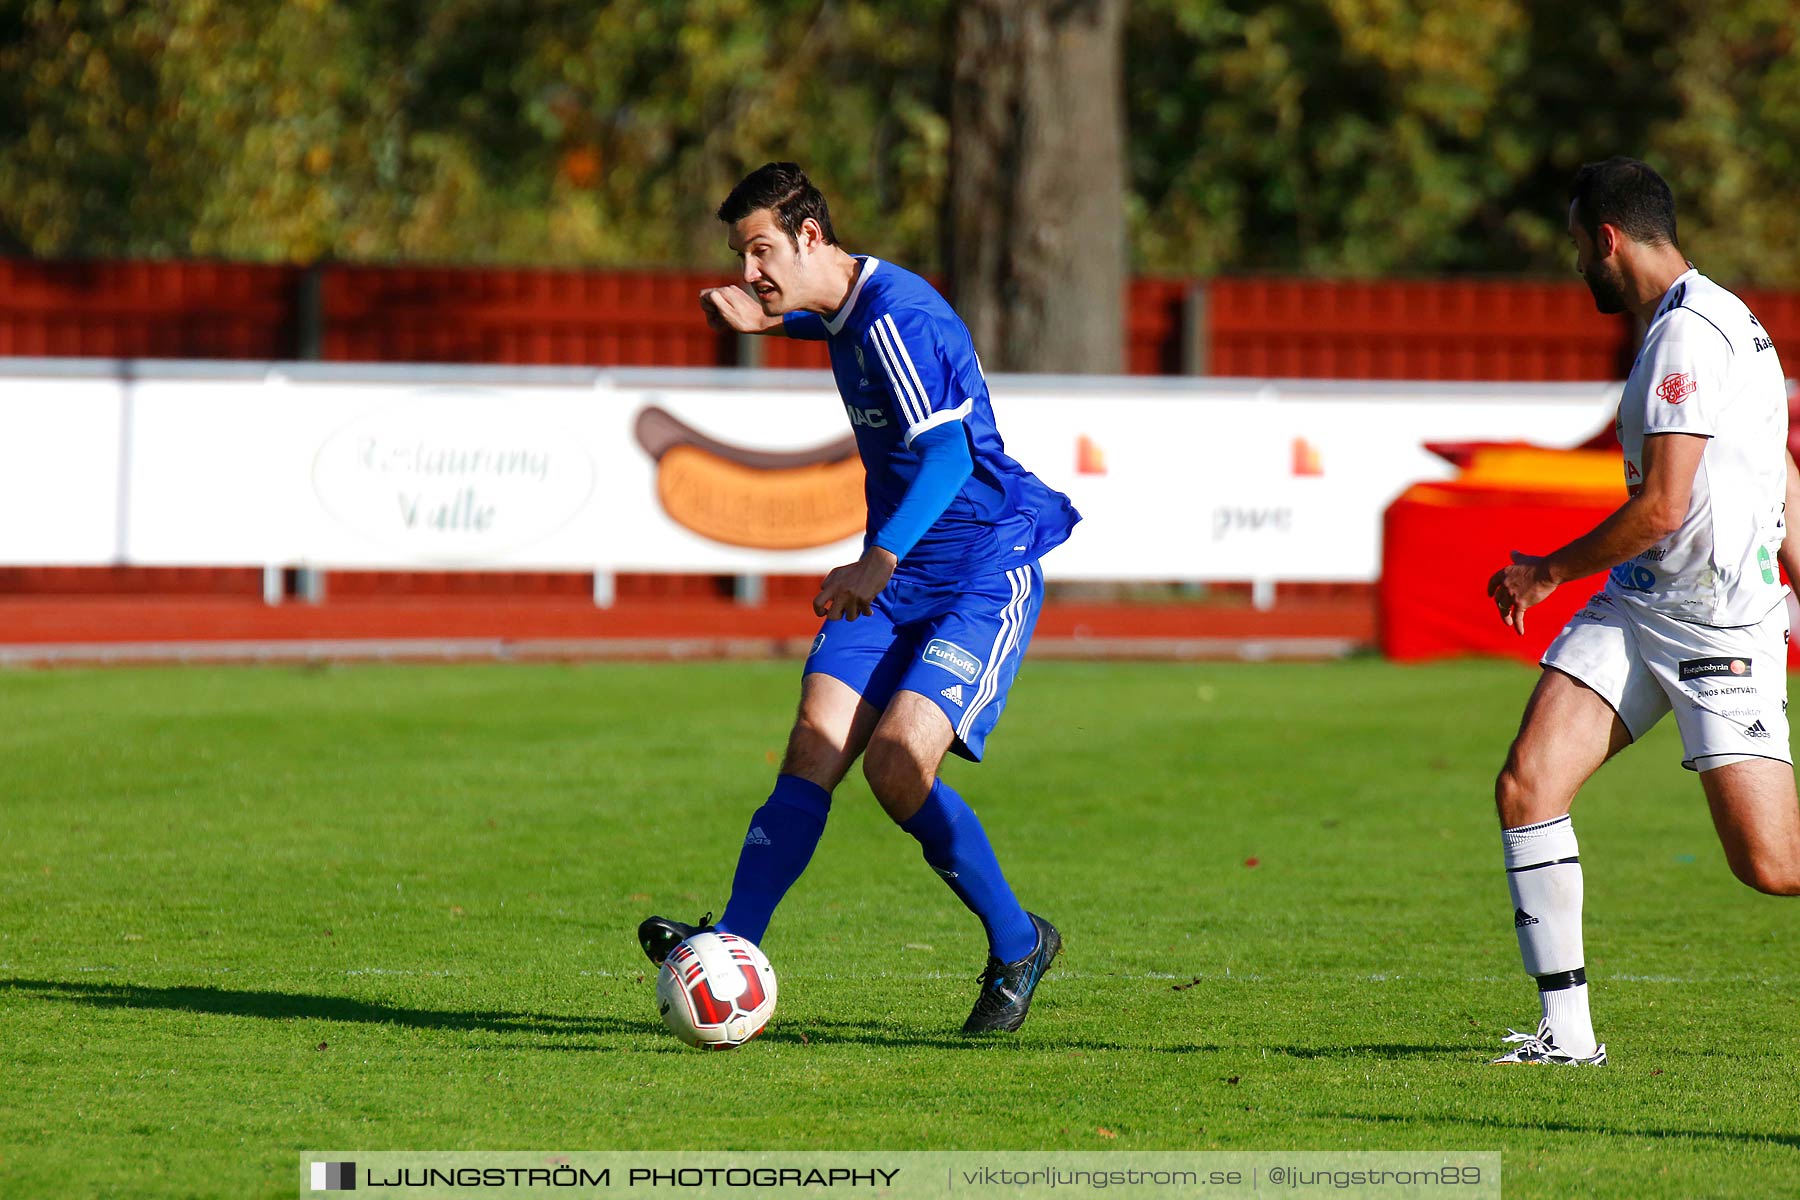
[321, 265, 736, 367]
[0, 259, 302, 359]
[16, 257, 1775, 382]
[1205, 278, 1632, 381]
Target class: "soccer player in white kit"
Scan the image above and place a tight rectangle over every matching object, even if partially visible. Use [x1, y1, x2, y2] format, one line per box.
[1486, 157, 1800, 1064]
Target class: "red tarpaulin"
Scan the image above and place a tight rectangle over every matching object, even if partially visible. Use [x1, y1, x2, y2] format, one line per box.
[1380, 448, 1798, 664]
[1382, 480, 1616, 663]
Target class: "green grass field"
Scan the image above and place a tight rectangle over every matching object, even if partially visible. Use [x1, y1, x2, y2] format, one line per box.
[2, 660, 1797, 1197]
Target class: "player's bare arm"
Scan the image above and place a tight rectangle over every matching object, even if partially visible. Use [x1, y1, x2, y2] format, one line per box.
[699, 285, 785, 335]
[1488, 431, 1706, 634]
[812, 545, 898, 622]
[1778, 450, 1800, 586]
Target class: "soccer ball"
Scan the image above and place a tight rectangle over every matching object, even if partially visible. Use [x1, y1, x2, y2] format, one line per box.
[655, 931, 778, 1049]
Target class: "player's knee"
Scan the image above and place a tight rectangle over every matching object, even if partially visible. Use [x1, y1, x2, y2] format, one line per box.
[1493, 762, 1533, 824]
[1493, 750, 1567, 826]
[861, 735, 930, 817]
[1733, 857, 1800, 896]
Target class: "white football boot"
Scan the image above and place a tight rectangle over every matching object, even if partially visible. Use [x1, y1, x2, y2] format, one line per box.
[1491, 1018, 1607, 1065]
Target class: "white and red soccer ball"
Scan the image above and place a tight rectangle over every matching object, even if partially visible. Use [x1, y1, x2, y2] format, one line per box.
[656, 932, 778, 1049]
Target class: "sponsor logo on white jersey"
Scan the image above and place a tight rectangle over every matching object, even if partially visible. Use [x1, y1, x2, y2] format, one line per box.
[1679, 657, 1752, 681]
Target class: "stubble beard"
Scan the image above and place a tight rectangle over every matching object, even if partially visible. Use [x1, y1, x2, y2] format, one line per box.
[1584, 263, 1629, 315]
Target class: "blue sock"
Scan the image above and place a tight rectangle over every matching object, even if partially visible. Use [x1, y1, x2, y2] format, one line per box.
[716, 775, 830, 945]
[900, 778, 1037, 963]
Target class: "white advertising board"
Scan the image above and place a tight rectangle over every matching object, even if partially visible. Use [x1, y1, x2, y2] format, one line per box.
[986, 383, 1619, 580]
[0, 376, 126, 564]
[0, 362, 1621, 581]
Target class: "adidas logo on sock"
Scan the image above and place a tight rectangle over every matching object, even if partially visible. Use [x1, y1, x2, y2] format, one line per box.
[1514, 908, 1540, 928]
[744, 826, 772, 846]
[940, 684, 965, 706]
[1747, 719, 1771, 738]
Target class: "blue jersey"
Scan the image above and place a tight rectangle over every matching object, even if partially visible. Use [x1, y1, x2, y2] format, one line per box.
[784, 257, 1080, 584]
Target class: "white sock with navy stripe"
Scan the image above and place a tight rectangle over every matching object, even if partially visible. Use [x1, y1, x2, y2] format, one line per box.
[1502, 815, 1598, 1056]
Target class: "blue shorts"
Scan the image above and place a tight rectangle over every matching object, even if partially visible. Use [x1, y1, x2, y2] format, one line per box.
[803, 562, 1045, 762]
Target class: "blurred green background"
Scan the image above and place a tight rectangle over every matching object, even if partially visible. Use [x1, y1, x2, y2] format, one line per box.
[4, 0, 1798, 280]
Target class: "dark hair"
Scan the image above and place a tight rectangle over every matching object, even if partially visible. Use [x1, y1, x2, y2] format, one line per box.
[1569, 157, 1678, 248]
[716, 162, 837, 246]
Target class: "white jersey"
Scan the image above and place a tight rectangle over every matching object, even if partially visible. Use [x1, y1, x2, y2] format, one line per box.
[1608, 268, 1790, 627]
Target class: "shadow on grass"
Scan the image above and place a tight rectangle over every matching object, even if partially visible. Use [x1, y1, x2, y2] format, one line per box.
[1319, 1109, 1800, 1151]
[1271, 1043, 1471, 1060]
[0, 977, 657, 1039]
[761, 1016, 1220, 1054]
[3, 977, 1217, 1054]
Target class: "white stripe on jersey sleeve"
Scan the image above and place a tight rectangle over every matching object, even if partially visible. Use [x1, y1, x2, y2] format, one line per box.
[903, 398, 974, 447]
[868, 316, 928, 428]
[880, 314, 938, 421]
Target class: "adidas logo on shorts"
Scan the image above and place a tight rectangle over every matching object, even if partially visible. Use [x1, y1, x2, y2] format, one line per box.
[940, 685, 965, 706]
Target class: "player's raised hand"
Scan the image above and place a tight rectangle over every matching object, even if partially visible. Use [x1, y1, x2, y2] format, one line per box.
[813, 546, 898, 622]
[699, 285, 781, 335]
[1487, 550, 1556, 636]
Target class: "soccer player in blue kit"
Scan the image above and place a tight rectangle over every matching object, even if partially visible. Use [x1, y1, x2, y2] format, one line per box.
[637, 163, 1081, 1033]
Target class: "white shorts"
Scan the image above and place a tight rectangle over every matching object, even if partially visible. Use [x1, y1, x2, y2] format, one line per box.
[1541, 591, 1793, 771]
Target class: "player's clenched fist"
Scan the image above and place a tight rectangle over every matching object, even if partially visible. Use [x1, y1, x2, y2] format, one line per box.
[699, 285, 781, 335]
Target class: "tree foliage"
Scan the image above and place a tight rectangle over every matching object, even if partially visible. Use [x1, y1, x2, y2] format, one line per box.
[0, 0, 953, 267]
[3, 0, 1799, 282]
[1127, 0, 1800, 282]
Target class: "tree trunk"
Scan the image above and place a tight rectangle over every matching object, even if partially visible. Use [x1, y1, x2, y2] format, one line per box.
[946, 0, 1127, 375]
